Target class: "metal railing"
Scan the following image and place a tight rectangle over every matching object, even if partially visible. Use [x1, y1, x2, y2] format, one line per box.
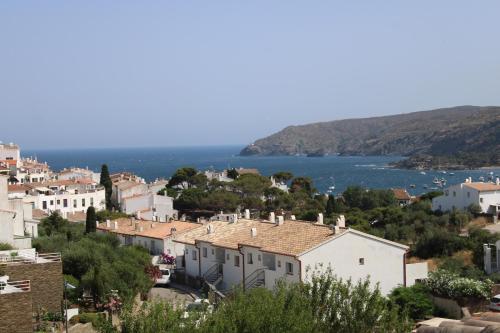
[0, 280, 31, 294]
[244, 268, 265, 291]
[0, 252, 61, 265]
[203, 263, 223, 284]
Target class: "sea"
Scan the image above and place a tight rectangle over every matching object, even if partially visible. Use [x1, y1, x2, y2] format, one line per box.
[24, 146, 500, 196]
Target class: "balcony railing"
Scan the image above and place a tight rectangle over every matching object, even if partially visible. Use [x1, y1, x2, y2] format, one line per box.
[0, 252, 61, 265]
[0, 280, 31, 294]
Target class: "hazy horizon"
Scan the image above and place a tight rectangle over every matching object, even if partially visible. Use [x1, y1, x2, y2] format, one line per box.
[2, 1, 500, 149]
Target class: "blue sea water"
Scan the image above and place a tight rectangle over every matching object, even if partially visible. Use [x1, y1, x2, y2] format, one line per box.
[24, 146, 500, 196]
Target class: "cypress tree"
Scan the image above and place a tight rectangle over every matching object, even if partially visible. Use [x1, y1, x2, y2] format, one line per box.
[100, 164, 113, 210]
[85, 206, 97, 234]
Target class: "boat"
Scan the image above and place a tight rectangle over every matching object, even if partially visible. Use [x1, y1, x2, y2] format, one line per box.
[432, 177, 440, 184]
[479, 176, 485, 182]
[449, 172, 455, 176]
[328, 186, 335, 190]
[430, 187, 439, 190]
[423, 184, 428, 189]
[410, 184, 416, 188]
[420, 171, 426, 175]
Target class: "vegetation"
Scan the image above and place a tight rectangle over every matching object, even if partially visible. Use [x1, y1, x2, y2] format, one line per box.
[424, 269, 493, 300]
[100, 164, 113, 209]
[105, 271, 412, 333]
[389, 284, 434, 321]
[85, 206, 97, 234]
[0, 242, 13, 250]
[33, 212, 153, 304]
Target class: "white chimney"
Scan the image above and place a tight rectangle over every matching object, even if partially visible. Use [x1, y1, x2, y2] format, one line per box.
[269, 212, 275, 223]
[137, 211, 141, 220]
[106, 219, 111, 228]
[290, 215, 296, 221]
[496, 178, 499, 186]
[135, 222, 140, 231]
[207, 224, 215, 234]
[170, 227, 177, 236]
[334, 225, 340, 234]
[130, 219, 134, 226]
[244, 209, 250, 219]
[336, 215, 346, 228]
[251, 227, 257, 237]
[151, 223, 154, 228]
[232, 214, 238, 223]
[113, 221, 118, 230]
[317, 213, 324, 225]
[276, 215, 284, 226]
[139, 226, 144, 232]
[95, 220, 99, 228]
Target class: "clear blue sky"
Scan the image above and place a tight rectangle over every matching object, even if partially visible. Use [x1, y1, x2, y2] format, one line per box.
[1, 1, 500, 149]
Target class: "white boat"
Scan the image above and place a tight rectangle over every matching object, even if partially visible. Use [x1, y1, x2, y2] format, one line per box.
[420, 171, 426, 175]
[328, 186, 335, 190]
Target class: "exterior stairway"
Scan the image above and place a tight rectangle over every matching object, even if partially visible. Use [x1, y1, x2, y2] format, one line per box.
[244, 268, 265, 291]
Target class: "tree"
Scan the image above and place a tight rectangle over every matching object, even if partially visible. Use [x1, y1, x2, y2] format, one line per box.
[389, 284, 434, 320]
[227, 168, 239, 180]
[168, 167, 202, 189]
[100, 164, 113, 210]
[290, 177, 315, 196]
[272, 171, 293, 183]
[85, 206, 97, 234]
[232, 174, 272, 197]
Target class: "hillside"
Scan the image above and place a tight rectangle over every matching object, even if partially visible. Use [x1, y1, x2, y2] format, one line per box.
[240, 106, 500, 168]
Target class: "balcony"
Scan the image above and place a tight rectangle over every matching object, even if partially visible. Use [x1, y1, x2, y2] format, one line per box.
[0, 249, 61, 266]
[0, 279, 31, 295]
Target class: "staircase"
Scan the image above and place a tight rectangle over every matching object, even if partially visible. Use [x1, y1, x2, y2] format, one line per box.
[244, 268, 265, 291]
[203, 263, 223, 286]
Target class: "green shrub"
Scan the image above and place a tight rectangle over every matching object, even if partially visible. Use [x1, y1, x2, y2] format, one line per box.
[389, 284, 434, 320]
[424, 269, 493, 300]
[0, 243, 13, 250]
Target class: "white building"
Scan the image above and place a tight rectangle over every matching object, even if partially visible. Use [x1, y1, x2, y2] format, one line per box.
[0, 142, 20, 163]
[8, 179, 106, 216]
[97, 218, 202, 265]
[432, 178, 500, 218]
[204, 170, 233, 183]
[121, 192, 178, 222]
[111, 178, 148, 208]
[0, 175, 38, 249]
[57, 167, 100, 183]
[174, 215, 421, 296]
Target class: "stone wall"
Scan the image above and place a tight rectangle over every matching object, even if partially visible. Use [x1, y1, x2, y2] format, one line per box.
[4, 261, 63, 313]
[0, 290, 33, 333]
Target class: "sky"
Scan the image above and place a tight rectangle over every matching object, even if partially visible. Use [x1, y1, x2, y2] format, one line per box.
[1, 1, 500, 149]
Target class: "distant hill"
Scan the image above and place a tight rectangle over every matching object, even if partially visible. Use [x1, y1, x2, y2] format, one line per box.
[240, 106, 500, 169]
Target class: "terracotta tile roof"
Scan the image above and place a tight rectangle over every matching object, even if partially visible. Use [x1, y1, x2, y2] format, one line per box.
[32, 209, 48, 220]
[464, 182, 500, 192]
[97, 218, 202, 240]
[116, 181, 145, 191]
[392, 188, 411, 200]
[8, 184, 31, 193]
[237, 168, 260, 175]
[0, 159, 17, 166]
[67, 211, 87, 223]
[174, 219, 342, 257]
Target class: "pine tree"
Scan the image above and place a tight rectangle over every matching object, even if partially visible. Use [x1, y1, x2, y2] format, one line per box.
[100, 164, 113, 210]
[85, 206, 97, 234]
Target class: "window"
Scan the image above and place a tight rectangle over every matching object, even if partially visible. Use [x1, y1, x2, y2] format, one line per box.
[277, 260, 281, 268]
[258, 254, 261, 261]
[57, 199, 60, 205]
[192, 250, 197, 260]
[248, 253, 253, 264]
[453, 191, 456, 197]
[73, 199, 77, 208]
[202, 247, 207, 258]
[42, 201, 47, 209]
[359, 258, 365, 265]
[445, 190, 449, 196]
[286, 262, 293, 275]
[82, 198, 86, 207]
[185, 249, 189, 254]
[467, 192, 470, 198]
[234, 255, 240, 267]
[50, 200, 54, 206]
[227, 254, 230, 260]
[211, 249, 215, 255]
[90, 197, 94, 206]
[63, 199, 68, 208]
[480, 198, 484, 203]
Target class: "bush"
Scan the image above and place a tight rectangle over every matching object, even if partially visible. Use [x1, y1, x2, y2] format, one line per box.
[77, 312, 105, 326]
[0, 243, 13, 250]
[389, 284, 434, 320]
[424, 269, 493, 300]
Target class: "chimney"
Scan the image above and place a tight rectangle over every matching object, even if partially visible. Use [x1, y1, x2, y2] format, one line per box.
[151, 223, 154, 228]
[269, 212, 275, 223]
[137, 211, 141, 220]
[139, 226, 144, 232]
[95, 220, 99, 228]
[207, 224, 215, 234]
[334, 225, 340, 234]
[244, 209, 250, 219]
[130, 219, 134, 226]
[106, 219, 111, 228]
[135, 222, 140, 231]
[276, 215, 284, 226]
[290, 215, 296, 221]
[113, 221, 118, 230]
[181, 214, 186, 221]
[232, 214, 238, 223]
[251, 227, 257, 237]
[336, 215, 346, 228]
[496, 178, 499, 186]
[317, 213, 324, 225]
[170, 227, 177, 236]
